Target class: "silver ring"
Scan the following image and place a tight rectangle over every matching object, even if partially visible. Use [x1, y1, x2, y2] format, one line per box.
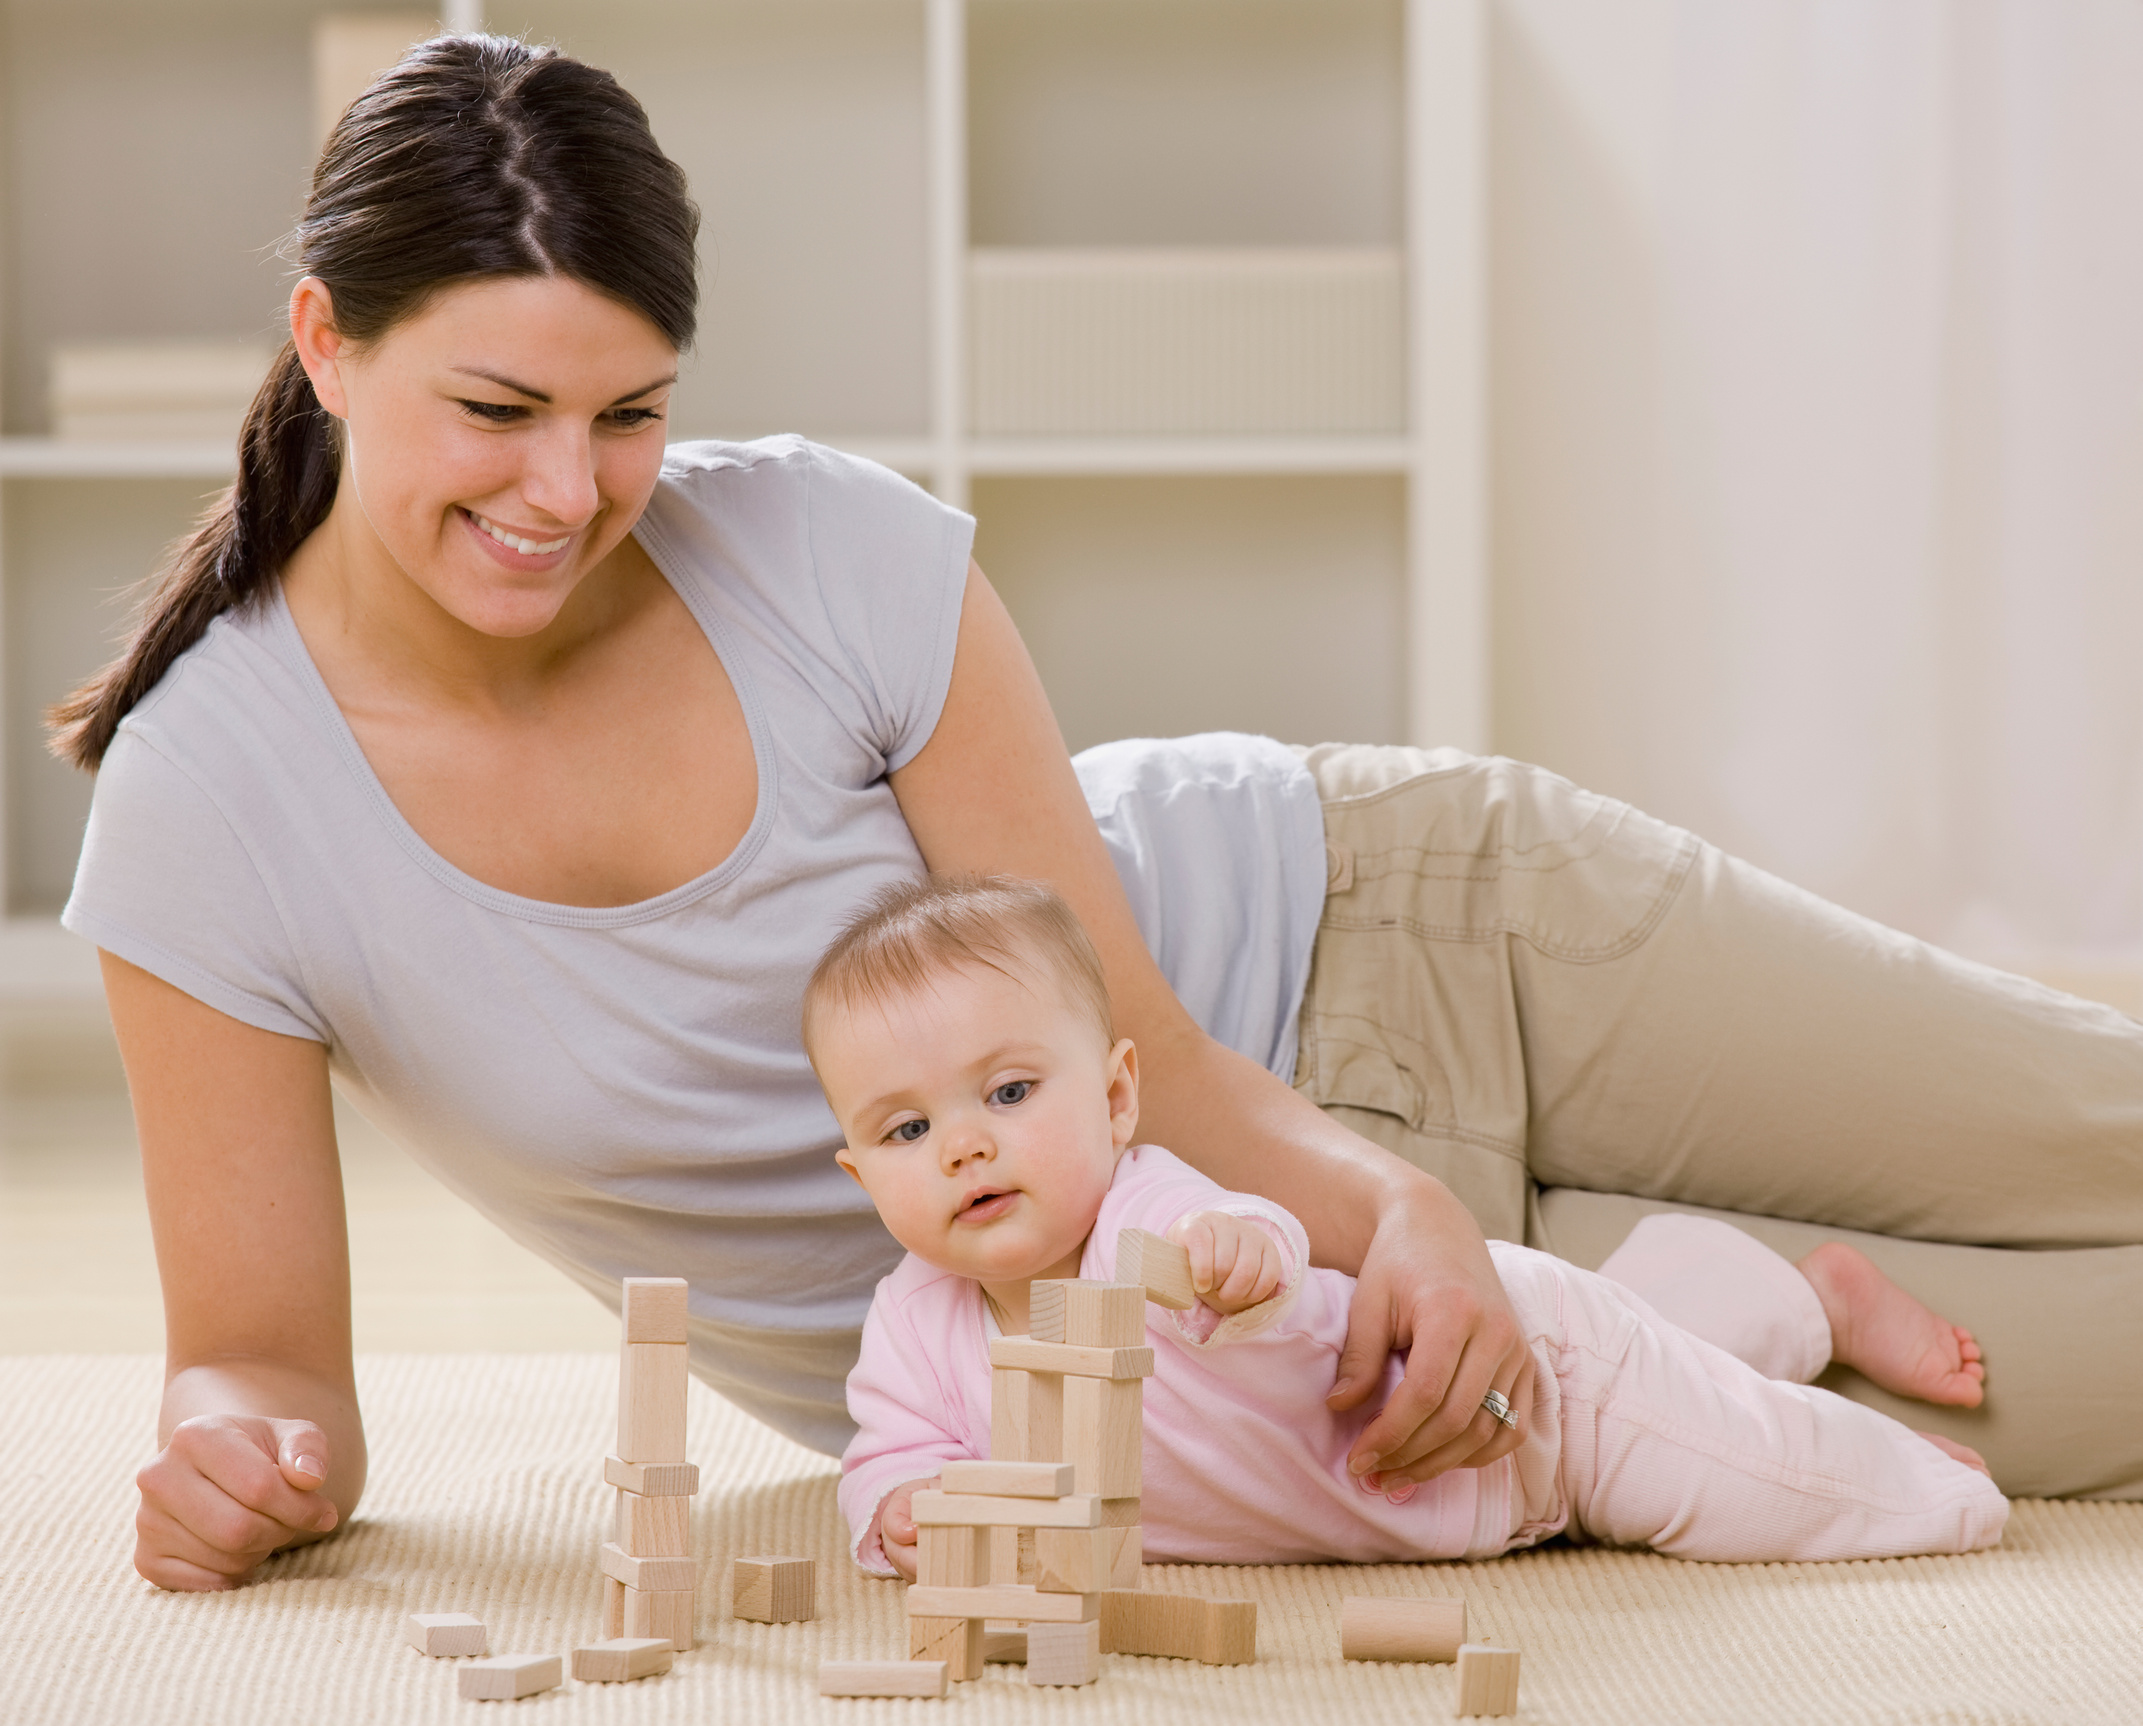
[1480, 1388, 1517, 1430]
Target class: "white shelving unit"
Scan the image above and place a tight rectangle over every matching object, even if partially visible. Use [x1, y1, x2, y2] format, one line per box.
[0, 0, 1485, 995]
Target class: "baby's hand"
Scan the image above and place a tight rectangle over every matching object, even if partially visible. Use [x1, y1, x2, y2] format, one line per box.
[873, 1476, 938, 1581]
[1168, 1211, 1286, 1315]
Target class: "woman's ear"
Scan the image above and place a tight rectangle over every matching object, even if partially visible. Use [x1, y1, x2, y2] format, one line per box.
[289, 277, 350, 418]
[1105, 1037, 1140, 1149]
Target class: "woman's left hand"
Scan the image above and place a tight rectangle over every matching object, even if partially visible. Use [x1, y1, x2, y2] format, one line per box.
[1326, 1175, 1534, 1488]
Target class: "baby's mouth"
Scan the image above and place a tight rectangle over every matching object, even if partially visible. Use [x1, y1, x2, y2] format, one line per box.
[955, 1187, 1018, 1224]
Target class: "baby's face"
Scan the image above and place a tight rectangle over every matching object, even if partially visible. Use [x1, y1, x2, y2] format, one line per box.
[819, 958, 1137, 1289]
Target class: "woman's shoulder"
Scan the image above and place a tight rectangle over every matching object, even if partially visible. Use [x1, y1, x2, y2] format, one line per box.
[109, 592, 328, 781]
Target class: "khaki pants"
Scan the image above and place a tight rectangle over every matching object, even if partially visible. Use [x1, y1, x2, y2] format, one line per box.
[1290, 743, 2143, 1499]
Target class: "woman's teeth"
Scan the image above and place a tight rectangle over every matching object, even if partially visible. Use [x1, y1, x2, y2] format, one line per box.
[469, 510, 570, 556]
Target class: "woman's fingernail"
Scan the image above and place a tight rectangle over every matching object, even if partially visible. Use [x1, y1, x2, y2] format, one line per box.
[1348, 1454, 1373, 1477]
[293, 1454, 326, 1481]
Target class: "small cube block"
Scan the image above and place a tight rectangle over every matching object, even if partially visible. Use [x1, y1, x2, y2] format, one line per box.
[1026, 1619, 1102, 1687]
[1031, 1280, 1146, 1346]
[819, 1661, 948, 1698]
[1455, 1644, 1522, 1717]
[1116, 1227, 1197, 1309]
[1200, 1598, 1258, 1666]
[1105, 1524, 1143, 1589]
[1034, 1526, 1113, 1594]
[404, 1611, 486, 1658]
[622, 1583, 697, 1651]
[909, 1614, 985, 1680]
[615, 1487, 691, 1555]
[732, 1555, 814, 1623]
[621, 1276, 690, 1343]
[571, 1637, 674, 1682]
[457, 1654, 561, 1700]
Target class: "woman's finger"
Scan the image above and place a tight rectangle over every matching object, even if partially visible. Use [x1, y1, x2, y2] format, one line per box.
[134, 1498, 276, 1582]
[1375, 1347, 1534, 1487]
[173, 1417, 339, 1536]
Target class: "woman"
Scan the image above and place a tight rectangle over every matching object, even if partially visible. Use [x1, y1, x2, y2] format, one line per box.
[55, 37, 2143, 1594]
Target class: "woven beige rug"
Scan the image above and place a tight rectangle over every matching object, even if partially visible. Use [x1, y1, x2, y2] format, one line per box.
[3, 1355, 2138, 1724]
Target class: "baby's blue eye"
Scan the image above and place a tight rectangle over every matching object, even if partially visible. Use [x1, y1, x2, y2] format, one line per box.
[890, 1119, 929, 1143]
[990, 1081, 1032, 1107]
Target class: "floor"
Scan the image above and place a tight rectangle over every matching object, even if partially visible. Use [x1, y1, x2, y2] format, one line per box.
[0, 999, 616, 1354]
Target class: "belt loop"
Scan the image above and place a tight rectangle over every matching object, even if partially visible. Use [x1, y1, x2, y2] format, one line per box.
[1324, 839, 1355, 895]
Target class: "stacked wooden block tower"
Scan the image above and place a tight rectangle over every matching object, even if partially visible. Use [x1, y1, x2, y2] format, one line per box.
[900, 1229, 1254, 1688]
[599, 1277, 700, 1652]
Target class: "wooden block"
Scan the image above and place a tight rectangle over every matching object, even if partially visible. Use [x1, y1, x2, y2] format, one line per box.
[982, 1626, 1028, 1664]
[602, 1576, 625, 1640]
[621, 1276, 690, 1343]
[1456, 1644, 1521, 1716]
[1116, 1227, 1197, 1309]
[1200, 1599, 1258, 1666]
[820, 1661, 948, 1699]
[617, 1342, 688, 1462]
[1063, 1375, 1143, 1497]
[939, 1460, 1075, 1498]
[990, 1525, 1021, 1585]
[571, 1637, 674, 1682]
[1340, 1595, 1467, 1663]
[1105, 1523, 1143, 1588]
[991, 1366, 1062, 1462]
[615, 1487, 691, 1556]
[457, 1655, 561, 1700]
[918, 1525, 990, 1588]
[622, 1583, 697, 1652]
[732, 1555, 814, 1623]
[988, 1336, 1154, 1379]
[1098, 1497, 1144, 1528]
[1099, 1591, 1255, 1664]
[1031, 1281, 1146, 1347]
[599, 1541, 695, 1592]
[909, 1615, 985, 1681]
[1025, 1619, 1102, 1687]
[907, 1584, 1099, 1624]
[912, 1490, 1101, 1529]
[403, 1611, 486, 1657]
[604, 1456, 699, 1497]
[1034, 1526, 1112, 1594]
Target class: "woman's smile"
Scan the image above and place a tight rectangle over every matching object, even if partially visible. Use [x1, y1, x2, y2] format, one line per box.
[457, 504, 580, 572]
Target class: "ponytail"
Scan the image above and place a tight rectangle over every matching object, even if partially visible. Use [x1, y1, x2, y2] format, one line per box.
[47, 344, 339, 770]
[45, 33, 700, 772]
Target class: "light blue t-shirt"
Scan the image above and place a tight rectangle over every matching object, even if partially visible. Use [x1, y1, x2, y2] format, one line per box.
[63, 437, 1326, 1455]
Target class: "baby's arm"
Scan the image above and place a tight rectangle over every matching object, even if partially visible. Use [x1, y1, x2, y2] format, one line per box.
[1169, 1210, 1288, 1315]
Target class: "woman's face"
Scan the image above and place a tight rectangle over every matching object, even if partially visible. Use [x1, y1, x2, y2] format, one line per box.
[295, 273, 679, 639]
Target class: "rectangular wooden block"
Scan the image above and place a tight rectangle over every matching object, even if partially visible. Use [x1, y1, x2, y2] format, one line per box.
[604, 1455, 700, 1497]
[907, 1584, 1099, 1624]
[1031, 1281, 1146, 1347]
[1340, 1595, 1467, 1663]
[939, 1460, 1074, 1499]
[1099, 1591, 1256, 1665]
[603, 1576, 625, 1640]
[990, 1525, 1036, 1584]
[1026, 1619, 1102, 1687]
[1456, 1644, 1521, 1716]
[403, 1611, 486, 1657]
[991, 1366, 1063, 1464]
[732, 1554, 814, 1623]
[1063, 1375, 1143, 1497]
[1098, 1496, 1144, 1528]
[1116, 1227, 1197, 1309]
[912, 1490, 1101, 1529]
[617, 1342, 688, 1462]
[571, 1637, 674, 1682]
[1105, 1524, 1143, 1589]
[458, 1655, 561, 1700]
[820, 1660, 948, 1698]
[615, 1487, 691, 1556]
[1034, 1526, 1113, 1594]
[600, 1541, 695, 1592]
[989, 1336, 1154, 1379]
[621, 1276, 690, 1343]
[909, 1615, 985, 1681]
[622, 1582, 697, 1652]
[918, 1524, 990, 1589]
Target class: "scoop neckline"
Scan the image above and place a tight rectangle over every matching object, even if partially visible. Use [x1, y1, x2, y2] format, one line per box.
[268, 505, 779, 930]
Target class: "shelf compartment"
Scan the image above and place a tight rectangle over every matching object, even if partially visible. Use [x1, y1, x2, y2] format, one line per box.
[968, 248, 1404, 438]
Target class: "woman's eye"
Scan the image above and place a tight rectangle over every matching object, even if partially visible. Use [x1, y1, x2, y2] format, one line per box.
[889, 1119, 929, 1143]
[990, 1081, 1032, 1107]
[458, 399, 523, 424]
[608, 406, 665, 428]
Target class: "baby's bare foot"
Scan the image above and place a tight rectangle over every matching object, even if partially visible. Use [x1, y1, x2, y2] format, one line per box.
[1798, 1241, 1986, 1407]
[1917, 1431, 1991, 1477]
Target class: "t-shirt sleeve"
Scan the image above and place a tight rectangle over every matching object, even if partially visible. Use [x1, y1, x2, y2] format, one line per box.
[61, 729, 326, 1042]
[802, 444, 975, 773]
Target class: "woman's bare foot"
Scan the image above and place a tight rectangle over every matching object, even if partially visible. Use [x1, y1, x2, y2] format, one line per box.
[1917, 1431, 1992, 1477]
[1798, 1241, 1986, 1407]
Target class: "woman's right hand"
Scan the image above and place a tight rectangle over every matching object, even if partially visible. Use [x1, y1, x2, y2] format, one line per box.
[134, 1414, 343, 1590]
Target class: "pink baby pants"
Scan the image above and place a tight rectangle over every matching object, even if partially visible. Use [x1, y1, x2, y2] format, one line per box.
[1499, 1215, 2007, 1561]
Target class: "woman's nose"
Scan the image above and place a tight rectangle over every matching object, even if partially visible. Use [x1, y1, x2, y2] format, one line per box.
[520, 424, 600, 528]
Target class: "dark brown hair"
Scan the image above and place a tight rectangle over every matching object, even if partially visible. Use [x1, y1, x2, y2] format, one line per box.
[803, 875, 1117, 1060]
[48, 34, 699, 769]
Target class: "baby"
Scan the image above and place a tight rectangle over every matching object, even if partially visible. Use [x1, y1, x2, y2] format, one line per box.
[808, 874, 2006, 1577]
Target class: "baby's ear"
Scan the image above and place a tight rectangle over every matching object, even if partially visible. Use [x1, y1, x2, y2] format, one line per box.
[1106, 1037, 1140, 1148]
[833, 1146, 867, 1187]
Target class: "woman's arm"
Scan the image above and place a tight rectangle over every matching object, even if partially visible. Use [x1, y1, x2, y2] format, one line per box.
[889, 565, 1533, 1485]
[102, 953, 365, 1589]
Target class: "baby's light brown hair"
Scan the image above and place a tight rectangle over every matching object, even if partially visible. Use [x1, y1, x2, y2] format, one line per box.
[803, 874, 1114, 1064]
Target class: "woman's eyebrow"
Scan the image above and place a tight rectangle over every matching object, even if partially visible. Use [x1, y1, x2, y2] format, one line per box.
[448, 366, 678, 405]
